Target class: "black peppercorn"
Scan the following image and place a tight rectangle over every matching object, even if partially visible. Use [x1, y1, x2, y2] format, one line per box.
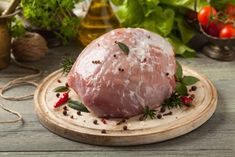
[77, 111, 81, 115]
[56, 93, 60, 98]
[101, 129, 106, 134]
[63, 106, 68, 110]
[63, 110, 67, 116]
[157, 114, 162, 119]
[191, 86, 197, 91]
[139, 116, 144, 121]
[93, 119, 98, 125]
[160, 107, 166, 113]
[190, 94, 195, 99]
[123, 125, 128, 130]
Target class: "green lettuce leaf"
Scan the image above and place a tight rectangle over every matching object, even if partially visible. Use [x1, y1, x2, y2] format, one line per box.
[111, 0, 125, 6]
[175, 17, 196, 43]
[159, 0, 208, 11]
[116, 0, 144, 26]
[167, 35, 196, 57]
[112, 0, 208, 57]
[139, 7, 175, 36]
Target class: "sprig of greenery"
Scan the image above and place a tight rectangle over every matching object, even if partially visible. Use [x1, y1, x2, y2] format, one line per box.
[61, 57, 75, 74]
[13, 0, 80, 43]
[142, 106, 156, 120]
[11, 17, 26, 37]
[175, 61, 199, 95]
[162, 92, 183, 109]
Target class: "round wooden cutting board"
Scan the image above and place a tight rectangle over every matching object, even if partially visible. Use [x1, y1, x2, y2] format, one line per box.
[34, 66, 217, 146]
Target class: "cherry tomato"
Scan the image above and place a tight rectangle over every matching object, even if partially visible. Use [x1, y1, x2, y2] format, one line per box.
[205, 20, 224, 37]
[219, 25, 235, 39]
[225, 3, 235, 16]
[198, 6, 217, 26]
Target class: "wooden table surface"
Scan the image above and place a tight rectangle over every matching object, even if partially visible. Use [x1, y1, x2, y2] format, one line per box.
[0, 44, 235, 157]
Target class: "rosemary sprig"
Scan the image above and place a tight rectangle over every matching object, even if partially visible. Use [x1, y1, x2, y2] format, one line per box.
[61, 57, 75, 74]
[161, 92, 183, 109]
[142, 106, 157, 120]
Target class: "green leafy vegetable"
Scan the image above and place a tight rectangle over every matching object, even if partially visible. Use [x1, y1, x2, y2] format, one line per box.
[167, 35, 196, 57]
[68, 100, 89, 112]
[13, 0, 80, 43]
[111, 0, 125, 6]
[175, 17, 196, 44]
[111, 0, 208, 57]
[53, 86, 69, 93]
[159, 0, 208, 11]
[116, 42, 130, 55]
[11, 18, 26, 37]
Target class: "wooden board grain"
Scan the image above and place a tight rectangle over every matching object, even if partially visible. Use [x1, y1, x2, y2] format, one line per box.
[34, 66, 217, 146]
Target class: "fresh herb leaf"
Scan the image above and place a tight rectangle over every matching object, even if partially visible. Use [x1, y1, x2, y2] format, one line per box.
[182, 76, 199, 86]
[117, 42, 130, 55]
[53, 86, 69, 93]
[61, 57, 75, 75]
[175, 82, 187, 96]
[142, 106, 156, 120]
[175, 61, 183, 81]
[68, 100, 89, 112]
[162, 92, 184, 109]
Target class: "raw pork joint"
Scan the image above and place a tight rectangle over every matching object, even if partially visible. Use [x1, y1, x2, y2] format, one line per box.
[68, 28, 176, 118]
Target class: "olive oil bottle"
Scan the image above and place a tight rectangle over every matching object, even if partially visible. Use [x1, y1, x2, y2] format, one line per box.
[78, 0, 120, 46]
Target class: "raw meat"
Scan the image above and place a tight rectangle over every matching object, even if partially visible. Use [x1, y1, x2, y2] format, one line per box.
[68, 28, 176, 118]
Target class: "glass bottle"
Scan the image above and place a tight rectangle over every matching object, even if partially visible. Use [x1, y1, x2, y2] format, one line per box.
[78, 0, 120, 46]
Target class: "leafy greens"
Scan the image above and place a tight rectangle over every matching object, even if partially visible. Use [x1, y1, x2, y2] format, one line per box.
[111, 0, 208, 57]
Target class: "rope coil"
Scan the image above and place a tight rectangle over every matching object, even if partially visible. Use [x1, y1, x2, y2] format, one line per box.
[0, 58, 42, 124]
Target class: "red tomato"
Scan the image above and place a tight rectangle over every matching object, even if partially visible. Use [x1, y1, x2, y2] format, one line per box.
[225, 3, 235, 16]
[198, 6, 217, 26]
[204, 20, 224, 37]
[219, 25, 235, 39]
[206, 22, 220, 37]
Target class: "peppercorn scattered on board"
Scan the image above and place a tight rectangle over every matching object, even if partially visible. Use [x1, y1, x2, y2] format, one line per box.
[34, 66, 217, 146]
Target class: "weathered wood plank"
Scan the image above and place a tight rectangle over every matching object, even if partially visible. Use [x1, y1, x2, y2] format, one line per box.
[0, 111, 235, 151]
[0, 150, 234, 157]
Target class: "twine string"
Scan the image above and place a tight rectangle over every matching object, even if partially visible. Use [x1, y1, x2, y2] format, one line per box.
[0, 59, 42, 124]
